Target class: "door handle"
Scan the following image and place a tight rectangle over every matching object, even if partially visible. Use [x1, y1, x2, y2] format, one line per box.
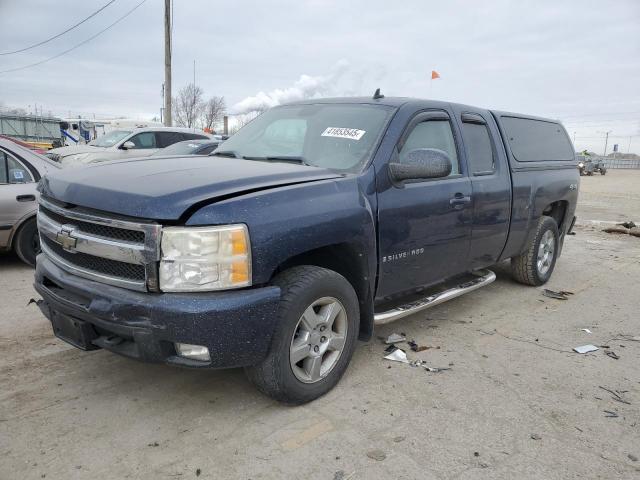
[449, 194, 471, 209]
[16, 194, 36, 202]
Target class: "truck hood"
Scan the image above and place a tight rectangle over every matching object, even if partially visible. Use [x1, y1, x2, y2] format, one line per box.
[38, 156, 343, 221]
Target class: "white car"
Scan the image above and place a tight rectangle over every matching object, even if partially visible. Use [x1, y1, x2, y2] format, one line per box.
[46, 127, 211, 167]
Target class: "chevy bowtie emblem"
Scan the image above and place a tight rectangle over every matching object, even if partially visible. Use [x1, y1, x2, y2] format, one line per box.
[55, 227, 78, 251]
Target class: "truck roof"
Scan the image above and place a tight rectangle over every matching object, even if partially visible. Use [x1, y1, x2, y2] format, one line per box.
[286, 97, 560, 124]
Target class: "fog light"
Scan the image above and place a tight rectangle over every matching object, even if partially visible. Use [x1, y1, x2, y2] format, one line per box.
[175, 343, 211, 362]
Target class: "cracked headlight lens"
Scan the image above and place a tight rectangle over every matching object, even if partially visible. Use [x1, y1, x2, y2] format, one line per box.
[160, 225, 251, 292]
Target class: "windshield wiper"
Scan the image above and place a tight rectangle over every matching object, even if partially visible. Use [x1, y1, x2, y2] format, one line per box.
[241, 155, 311, 166]
[211, 150, 240, 158]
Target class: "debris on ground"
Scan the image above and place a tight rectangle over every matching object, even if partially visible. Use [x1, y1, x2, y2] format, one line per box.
[603, 221, 640, 237]
[581, 328, 592, 334]
[542, 289, 574, 300]
[605, 350, 620, 360]
[628, 454, 638, 462]
[530, 434, 542, 440]
[384, 348, 409, 364]
[598, 386, 631, 405]
[409, 359, 451, 372]
[573, 344, 598, 354]
[603, 410, 619, 418]
[384, 333, 406, 344]
[393, 436, 405, 443]
[366, 449, 386, 461]
[407, 339, 428, 352]
[196, 468, 201, 476]
[147, 442, 160, 447]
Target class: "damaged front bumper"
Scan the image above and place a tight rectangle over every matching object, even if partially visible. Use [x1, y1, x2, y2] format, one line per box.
[34, 255, 281, 368]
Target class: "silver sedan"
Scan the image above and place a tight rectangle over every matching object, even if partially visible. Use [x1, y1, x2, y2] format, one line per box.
[0, 137, 61, 265]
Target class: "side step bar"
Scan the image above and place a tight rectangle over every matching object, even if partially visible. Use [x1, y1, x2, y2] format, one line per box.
[374, 269, 496, 325]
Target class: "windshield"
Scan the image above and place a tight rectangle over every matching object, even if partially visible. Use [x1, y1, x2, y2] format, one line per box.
[215, 103, 394, 172]
[89, 130, 132, 148]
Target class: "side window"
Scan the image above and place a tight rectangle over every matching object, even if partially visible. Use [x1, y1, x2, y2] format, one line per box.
[183, 133, 209, 140]
[462, 121, 495, 174]
[128, 132, 157, 149]
[0, 151, 33, 184]
[156, 132, 183, 148]
[399, 120, 460, 175]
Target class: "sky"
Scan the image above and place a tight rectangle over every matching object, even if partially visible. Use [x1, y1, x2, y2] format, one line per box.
[0, 0, 638, 154]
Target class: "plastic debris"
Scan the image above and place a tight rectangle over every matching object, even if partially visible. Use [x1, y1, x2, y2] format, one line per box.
[409, 359, 451, 372]
[385, 333, 406, 344]
[542, 289, 574, 300]
[605, 350, 620, 360]
[384, 348, 409, 364]
[573, 344, 598, 354]
[581, 328, 592, 334]
[603, 410, 619, 418]
[530, 434, 542, 440]
[618, 221, 636, 229]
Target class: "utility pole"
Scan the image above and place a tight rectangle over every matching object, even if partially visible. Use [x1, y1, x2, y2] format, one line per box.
[163, 0, 172, 126]
[602, 130, 612, 157]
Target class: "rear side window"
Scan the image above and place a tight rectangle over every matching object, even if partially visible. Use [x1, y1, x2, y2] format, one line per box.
[400, 120, 460, 175]
[156, 131, 183, 148]
[0, 151, 34, 183]
[501, 117, 574, 162]
[462, 122, 495, 174]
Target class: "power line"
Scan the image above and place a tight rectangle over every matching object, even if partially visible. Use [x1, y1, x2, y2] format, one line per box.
[0, 0, 147, 75]
[0, 1, 118, 56]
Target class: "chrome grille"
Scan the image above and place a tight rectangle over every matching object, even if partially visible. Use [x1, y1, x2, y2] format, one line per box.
[37, 197, 161, 291]
[39, 206, 145, 243]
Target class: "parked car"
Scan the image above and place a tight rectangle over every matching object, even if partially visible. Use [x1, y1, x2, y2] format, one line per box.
[0, 137, 61, 265]
[34, 96, 578, 404]
[46, 127, 211, 166]
[150, 139, 223, 157]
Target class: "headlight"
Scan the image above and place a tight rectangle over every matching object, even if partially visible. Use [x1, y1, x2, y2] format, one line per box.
[159, 224, 251, 292]
[578, 162, 584, 168]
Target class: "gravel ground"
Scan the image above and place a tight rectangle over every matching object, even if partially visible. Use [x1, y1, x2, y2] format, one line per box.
[1, 170, 639, 480]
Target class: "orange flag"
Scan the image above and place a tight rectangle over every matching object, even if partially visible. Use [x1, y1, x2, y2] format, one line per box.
[431, 70, 440, 80]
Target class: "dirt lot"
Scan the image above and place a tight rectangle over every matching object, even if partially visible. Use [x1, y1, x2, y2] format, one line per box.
[1, 170, 639, 480]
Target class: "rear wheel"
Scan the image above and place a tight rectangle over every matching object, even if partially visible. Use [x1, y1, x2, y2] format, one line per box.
[14, 217, 40, 267]
[511, 216, 559, 286]
[245, 266, 359, 404]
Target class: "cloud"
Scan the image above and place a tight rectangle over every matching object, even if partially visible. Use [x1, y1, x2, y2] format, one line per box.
[231, 59, 350, 114]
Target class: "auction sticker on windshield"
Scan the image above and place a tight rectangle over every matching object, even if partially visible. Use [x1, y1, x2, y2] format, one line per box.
[321, 127, 366, 140]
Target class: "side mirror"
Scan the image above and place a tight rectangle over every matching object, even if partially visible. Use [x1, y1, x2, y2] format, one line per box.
[389, 148, 452, 182]
[121, 141, 136, 150]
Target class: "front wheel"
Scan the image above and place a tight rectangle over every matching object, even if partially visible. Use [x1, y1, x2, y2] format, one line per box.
[245, 266, 359, 404]
[511, 216, 560, 286]
[14, 217, 40, 267]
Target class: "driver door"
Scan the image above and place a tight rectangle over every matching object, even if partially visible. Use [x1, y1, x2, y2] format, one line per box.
[376, 110, 472, 299]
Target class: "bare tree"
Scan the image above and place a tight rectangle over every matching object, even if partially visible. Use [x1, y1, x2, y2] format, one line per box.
[202, 96, 226, 132]
[172, 83, 204, 128]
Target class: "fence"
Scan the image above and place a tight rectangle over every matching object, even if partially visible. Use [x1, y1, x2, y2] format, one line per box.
[576, 155, 640, 169]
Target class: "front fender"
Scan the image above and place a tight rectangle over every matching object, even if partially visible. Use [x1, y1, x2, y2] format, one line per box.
[185, 175, 377, 286]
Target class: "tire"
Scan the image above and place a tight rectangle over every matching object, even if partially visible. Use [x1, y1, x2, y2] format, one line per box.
[245, 266, 360, 404]
[601, 169, 607, 175]
[13, 217, 40, 267]
[511, 216, 560, 286]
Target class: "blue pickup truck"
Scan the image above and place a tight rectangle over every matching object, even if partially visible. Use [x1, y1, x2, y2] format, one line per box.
[34, 95, 578, 403]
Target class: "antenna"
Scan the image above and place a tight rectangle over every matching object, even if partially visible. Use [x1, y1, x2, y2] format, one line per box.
[373, 88, 384, 100]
